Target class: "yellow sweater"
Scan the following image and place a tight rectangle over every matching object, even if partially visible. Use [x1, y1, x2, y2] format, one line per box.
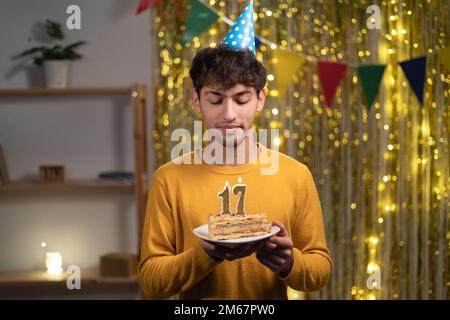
[139, 145, 332, 299]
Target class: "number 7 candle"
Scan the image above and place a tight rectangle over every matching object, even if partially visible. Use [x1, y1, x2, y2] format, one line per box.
[232, 177, 246, 215]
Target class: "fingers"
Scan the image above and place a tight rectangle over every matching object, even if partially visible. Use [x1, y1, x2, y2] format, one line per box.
[256, 251, 287, 273]
[200, 239, 216, 252]
[259, 246, 292, 259]
[264, 241, 277, 250]
[256, 248, 294, 275]
[272, 221, 288, 237]
[266, 236, 293, 249]
[256, 254, 279, 272]
[257, 248, 288, 265]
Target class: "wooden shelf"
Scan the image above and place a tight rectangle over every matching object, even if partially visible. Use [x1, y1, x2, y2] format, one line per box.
[0, 87, 132, 96]
[0, 179, 134, 192]
[0, 267, 137, 286]
[0, 267, 139, 298]
[0, 83, 148, 294]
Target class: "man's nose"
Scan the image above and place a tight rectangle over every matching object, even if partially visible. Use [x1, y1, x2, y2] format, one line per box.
[223, 99, 237, 121]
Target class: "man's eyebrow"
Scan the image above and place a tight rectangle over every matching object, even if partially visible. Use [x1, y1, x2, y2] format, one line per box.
[205, 90, 253, 97]
[205, 90, 223, 97]
[233, 90, 253, 97]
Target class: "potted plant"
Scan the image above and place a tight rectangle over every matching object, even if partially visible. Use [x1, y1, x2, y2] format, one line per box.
[12, 19, 86, 88]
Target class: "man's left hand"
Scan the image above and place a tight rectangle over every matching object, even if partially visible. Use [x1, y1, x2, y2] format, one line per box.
[256, 221, 294, 277]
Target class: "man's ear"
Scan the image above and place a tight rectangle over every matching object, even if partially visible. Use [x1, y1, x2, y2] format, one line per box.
[256, 88, 266, 112]
[191, 88, 201, 113]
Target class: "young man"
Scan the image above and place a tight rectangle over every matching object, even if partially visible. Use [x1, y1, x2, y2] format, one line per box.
[138, 44, 332, 299]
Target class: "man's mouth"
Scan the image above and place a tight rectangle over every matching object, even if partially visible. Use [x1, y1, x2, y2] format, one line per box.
[216, 125, 243, 130]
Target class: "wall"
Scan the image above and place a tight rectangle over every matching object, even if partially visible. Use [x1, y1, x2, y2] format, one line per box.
[0, 0, 155, 272]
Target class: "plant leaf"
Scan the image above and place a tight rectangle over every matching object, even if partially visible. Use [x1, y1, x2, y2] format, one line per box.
[11, 46, 47, 59]
[63, 41, 87, 52]
[45, 19, 64, 40]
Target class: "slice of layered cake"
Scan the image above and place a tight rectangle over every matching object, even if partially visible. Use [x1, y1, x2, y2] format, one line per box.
[208, 213, 272, 240]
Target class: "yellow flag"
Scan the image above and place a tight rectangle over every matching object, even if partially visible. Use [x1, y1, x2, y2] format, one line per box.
[272, 48, 305, 97]
[437, 46, 450, 70]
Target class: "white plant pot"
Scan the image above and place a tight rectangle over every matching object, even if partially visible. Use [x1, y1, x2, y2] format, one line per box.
[43, 60, 71, 88]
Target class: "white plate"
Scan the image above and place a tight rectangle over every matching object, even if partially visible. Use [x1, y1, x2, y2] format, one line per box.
[193, 224, 280, 248]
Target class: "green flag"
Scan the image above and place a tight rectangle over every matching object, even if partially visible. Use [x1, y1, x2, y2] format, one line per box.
[181, 0, 219, 45]
[358, 64, 386, 110]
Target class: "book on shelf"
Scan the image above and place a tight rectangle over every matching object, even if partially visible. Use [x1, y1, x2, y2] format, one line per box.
[0, 145, 10, 185]
[98, 171, 134, 181]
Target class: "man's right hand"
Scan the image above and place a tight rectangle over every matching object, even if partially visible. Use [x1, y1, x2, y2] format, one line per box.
[200, 239, 264, 262]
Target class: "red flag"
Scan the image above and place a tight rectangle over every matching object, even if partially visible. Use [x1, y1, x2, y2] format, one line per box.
[317, 61, 347, 107]
[136, 0, 161, 15]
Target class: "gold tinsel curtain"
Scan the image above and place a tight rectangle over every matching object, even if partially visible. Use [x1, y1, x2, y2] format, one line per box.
[151, 0, 449, 300]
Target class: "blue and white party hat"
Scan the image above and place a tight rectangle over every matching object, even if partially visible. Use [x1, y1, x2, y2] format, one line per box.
[223, 0, 256, 55]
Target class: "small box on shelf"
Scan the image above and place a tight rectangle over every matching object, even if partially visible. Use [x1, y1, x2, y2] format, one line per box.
[100, 253, 138, 278]
[39, 165, 65, 182]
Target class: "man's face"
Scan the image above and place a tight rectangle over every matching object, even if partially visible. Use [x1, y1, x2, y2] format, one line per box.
[191, 84, 266, 147]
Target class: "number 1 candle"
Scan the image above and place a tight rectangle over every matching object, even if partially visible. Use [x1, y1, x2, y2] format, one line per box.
[217, 181, 231, 215]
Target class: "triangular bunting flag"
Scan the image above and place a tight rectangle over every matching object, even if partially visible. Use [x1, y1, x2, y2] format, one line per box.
[358, 64, 386, 110]
[223, 0, 256, 54]
[135, 0, 161, 15]
[317, 61, 347, 107]
[399, 56, 426, 105]
[181, 0, 219, 45]
[437, 46, 450, 70]
[255, 36, 262, 50]
[272, 48, 305, 97]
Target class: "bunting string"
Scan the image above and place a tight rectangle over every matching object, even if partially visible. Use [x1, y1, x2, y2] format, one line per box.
[174, 0, 449, 108]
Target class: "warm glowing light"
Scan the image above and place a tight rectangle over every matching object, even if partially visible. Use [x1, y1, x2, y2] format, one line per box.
[271, 108, 279, 115]
[421, 123, 430, 135]
[45, 252, 63, 276]
[269, 90, 279, 97]
[273, 137, 282, 146]
[267, 74, 275, 81]
[367, 262, 379, 273]
[41, 242, 47, 248]
[369, 236, 379, 246]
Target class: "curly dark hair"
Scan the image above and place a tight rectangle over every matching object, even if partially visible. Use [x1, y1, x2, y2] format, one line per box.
[189, 44, 266, 96]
